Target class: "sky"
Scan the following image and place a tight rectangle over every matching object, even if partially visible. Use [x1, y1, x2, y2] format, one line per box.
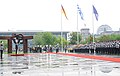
[0, 0, 120, 34]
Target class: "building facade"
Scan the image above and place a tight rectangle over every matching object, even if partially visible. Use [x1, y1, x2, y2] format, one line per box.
[80, 28, 90, 41]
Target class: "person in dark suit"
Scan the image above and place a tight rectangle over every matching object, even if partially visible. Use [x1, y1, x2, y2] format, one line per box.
[0, 41, 4, 60]
[39, 46, 42, 53]
[56, 47, 59, 53]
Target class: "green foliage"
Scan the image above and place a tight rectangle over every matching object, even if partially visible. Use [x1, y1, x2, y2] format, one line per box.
[69, 32, 81, 44]
[80, 34, 120, 44]
[51, 35, 57, 45]
[96, 34, 120, 42]
[80, 41, 87, 44]
[97, 35, 110, 42]
[110, 34, 120, 40]
[42, 32, 56, 45]
[33, 32, 43, 45]
[86, 35, 93, 43]
[56, 35, 68, 47]
[33, 32, 68, 46]
[0, 40, 7, 49]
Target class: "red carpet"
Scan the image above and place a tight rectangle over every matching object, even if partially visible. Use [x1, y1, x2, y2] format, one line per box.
[49, 52, 120, 63]
[9, 54, 24, 56]
[9, 53, 46, 56]
[8, 52, 120, 63]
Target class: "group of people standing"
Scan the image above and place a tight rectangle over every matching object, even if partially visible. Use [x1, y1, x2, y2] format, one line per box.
[42, 45, 59, 53]
[29, 45, 60, 53]
[75, 40, 120, 55]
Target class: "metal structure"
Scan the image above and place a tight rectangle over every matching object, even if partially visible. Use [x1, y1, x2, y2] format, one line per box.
[0, 33, 33, 53]
[97, 24, 112, 34]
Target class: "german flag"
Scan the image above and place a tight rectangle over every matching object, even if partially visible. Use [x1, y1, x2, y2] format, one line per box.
[61, 5, 68, 20]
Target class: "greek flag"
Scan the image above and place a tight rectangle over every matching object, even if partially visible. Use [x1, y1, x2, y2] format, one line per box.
[77, 4, 84, 20]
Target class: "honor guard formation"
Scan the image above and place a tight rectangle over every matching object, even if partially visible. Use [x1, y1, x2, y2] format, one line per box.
[75, 40, 120, 55]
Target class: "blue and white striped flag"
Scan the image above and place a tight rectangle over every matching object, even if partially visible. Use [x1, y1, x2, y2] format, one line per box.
[77, 4, 84, 20]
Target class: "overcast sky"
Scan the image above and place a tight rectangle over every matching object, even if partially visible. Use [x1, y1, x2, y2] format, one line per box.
[0, 0, 120, 34]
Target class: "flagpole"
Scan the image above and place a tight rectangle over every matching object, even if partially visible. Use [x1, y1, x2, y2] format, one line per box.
[77, 4, 84, 44]
[61, 4, 68, 52]
[77, 7, 79, 45]
[61, 5, 63, 52]
[92, 5, 96, 56]
[92, 9, 95, 43]
[91, 6, 95, 76]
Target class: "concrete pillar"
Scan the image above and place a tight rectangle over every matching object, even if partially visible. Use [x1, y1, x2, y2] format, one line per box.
[8, 39, 12, 53]
[23, 39, 28, 53]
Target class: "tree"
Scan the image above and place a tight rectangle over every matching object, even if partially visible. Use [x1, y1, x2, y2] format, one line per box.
[109, 34, 120, 40]
[56, 35, 68, 47]
[85, 35, 96, 44]
[42, 32, 56, 45]
[69, 32, 81, 44]
[33, 32, 43, 45]
[96, 34, 120, 42]
[33, 32, 68, 49]
[0, 40, 7, 50]
[33, 32, 57, 46]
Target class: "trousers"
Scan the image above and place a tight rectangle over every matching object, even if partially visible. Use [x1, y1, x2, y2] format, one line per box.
[0, 50, 3, 59]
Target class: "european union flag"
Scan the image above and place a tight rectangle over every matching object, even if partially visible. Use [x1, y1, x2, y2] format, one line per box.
[77, 5, 84, 20]
[93, 5, 98, 21]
